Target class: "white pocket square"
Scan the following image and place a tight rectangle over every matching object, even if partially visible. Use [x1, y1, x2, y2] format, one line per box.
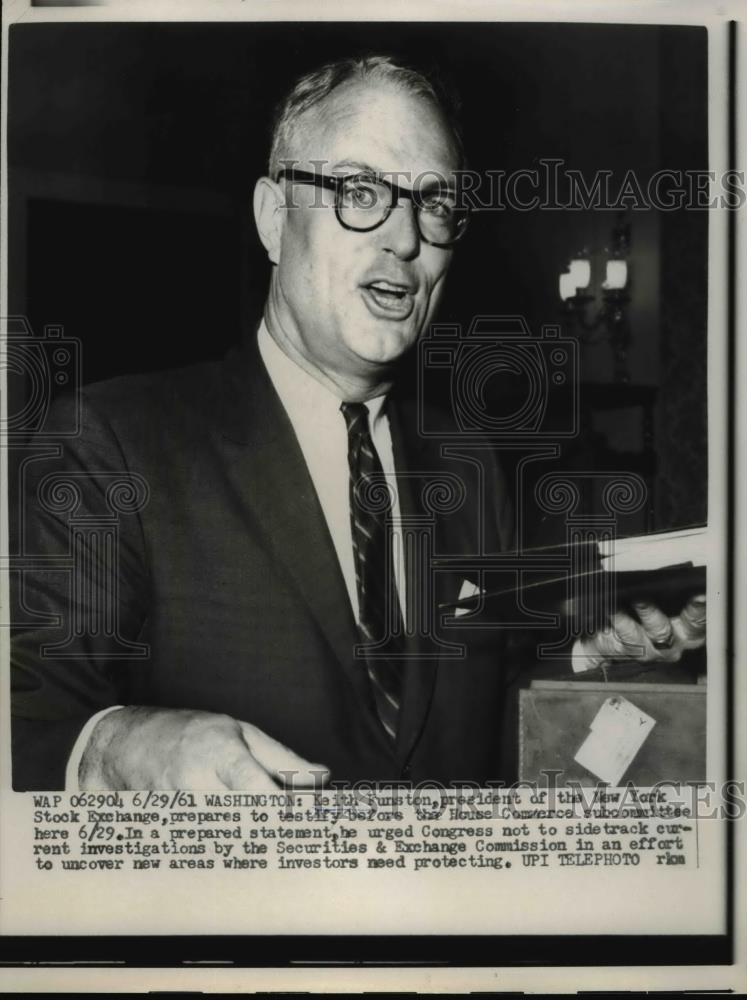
[455, 578, 484, 617]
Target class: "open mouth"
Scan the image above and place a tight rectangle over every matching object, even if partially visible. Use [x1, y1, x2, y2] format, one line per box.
[361, 280, 416, 319]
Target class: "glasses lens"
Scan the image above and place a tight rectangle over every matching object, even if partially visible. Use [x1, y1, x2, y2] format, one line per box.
[416, 189, 468, 246]
[338, 175, 392, 230]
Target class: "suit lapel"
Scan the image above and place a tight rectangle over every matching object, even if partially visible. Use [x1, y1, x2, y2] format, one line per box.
[214, 334, 387, 736]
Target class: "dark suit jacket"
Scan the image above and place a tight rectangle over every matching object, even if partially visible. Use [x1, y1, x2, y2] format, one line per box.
[11, 334, 515, 790]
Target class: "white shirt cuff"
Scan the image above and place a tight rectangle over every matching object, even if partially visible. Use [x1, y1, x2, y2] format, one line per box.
[570, 636, 601, 674]
[65, 706, 124, 790]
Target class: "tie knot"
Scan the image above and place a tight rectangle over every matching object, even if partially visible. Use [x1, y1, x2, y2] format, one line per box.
[340, 401, 370, 438]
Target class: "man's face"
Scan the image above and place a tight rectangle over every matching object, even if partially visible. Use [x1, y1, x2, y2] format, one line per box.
[265, 82, 460, 386]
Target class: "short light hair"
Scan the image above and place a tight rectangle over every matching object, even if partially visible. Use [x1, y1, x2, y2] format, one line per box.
[268, 54, 464, 179]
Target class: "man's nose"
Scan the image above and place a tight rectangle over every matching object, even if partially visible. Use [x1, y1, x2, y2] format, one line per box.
[378, 199, 421, 259]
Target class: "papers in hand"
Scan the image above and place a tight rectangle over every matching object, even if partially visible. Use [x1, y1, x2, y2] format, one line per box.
[589, 525, 707, 622]
[598, 525, 708, 574]
[442, 525, 707, 622]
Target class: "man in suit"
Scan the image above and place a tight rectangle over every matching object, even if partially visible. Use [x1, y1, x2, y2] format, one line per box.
[11, 55, 705, 791]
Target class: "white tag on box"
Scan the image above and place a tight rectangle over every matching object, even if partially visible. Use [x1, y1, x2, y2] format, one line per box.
[574, 696, 656, 785]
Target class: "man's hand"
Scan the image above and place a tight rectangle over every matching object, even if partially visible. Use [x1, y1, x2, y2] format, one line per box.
[575, 594, 706, 671]
[78, 706, 329, 791]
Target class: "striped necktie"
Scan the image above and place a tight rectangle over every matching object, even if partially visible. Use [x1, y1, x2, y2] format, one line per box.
[340, 401, 405, 740]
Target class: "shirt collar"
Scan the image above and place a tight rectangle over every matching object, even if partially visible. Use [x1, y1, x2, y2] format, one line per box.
[257, 319, 388, 431]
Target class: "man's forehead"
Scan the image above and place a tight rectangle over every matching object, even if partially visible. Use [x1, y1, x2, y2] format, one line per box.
[293, 80, 460, 179]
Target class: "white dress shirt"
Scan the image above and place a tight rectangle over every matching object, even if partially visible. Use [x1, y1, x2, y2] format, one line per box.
[257, 319, 407, 624]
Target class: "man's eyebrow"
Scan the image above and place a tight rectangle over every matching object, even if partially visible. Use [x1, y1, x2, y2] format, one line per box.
[330, 161, 456, 193]
[330, 159, 381, 175]
[417, 178, 457, 195]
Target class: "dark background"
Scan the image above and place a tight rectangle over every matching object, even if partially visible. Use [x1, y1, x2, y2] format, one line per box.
[7, 21, 709, 536]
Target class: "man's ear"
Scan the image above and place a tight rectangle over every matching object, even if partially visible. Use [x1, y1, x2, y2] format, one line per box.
[253, 176, 284, 265]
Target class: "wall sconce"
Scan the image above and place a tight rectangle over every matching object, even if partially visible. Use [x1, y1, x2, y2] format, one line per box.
[559, 215, 632, 383]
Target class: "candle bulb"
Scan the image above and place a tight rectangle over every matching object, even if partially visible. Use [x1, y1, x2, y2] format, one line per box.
[559, 257, 591, 301]
[568, 258, 591, 290]
[603, 259, 628, 290]
[559, 273, 577, 301]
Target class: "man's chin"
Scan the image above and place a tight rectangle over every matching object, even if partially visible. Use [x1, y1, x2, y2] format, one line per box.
[351, 323, 420, 367]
